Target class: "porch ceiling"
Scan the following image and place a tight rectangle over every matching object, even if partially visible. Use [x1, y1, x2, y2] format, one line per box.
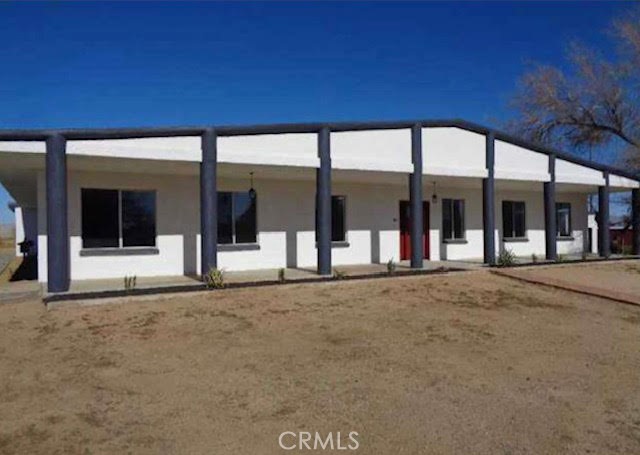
[0, 151, 43, 207]
[556, 182, 599, 194]
[218, 163, 316, 182]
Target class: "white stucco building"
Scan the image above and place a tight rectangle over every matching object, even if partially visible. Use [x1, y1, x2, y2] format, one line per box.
[0, 119, 638, 293]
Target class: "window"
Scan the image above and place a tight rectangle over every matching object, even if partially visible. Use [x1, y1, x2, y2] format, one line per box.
[556, 202, 572, 238]
[331, 196, 346, 242]
[315, 195, 347, 242]
[82, 189, 156, 249]
[442, 199, 465, 240]
[502, 201, 526, 239]
[217, 192, 257, 244]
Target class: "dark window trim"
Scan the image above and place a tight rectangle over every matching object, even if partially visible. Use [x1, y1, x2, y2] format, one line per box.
[503, 237, 529, 243]
[502, 200, 527, 239]
[80, 247, 159, 257]
[81, 188, 157, 250]
[442, 198, 466, 241]
[332, 195, 347, 243]
[316, 195, 348, 243]
[556, 202, 572, 238]
[218, 191, 259, 245]
[218, 243, 260, 252]
[315, 241, 350, 249]
[443, 238, 468, 244]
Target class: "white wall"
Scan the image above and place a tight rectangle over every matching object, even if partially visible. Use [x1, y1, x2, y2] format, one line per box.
[15, 207, 24, 257]
[38, 171, 200, 281]
[494, 190, 587, 257]
[212, 179, 315, 272]
[326, 182, 405, 267]
[68, 137, 201, 162]
[0, 141, 45, 153]
[331, 129, 412, 173]
[422, 127, 487, 178]
[431, 187, 485, 261]
[556, 193, 588, 255]
[218, 133, 319, 168]
[556, 159, 605, 186]
[35, 169, 594, 282]
[37, 171, 409, 280]
[495, 141, 550, 182]
[35, 170, 420, 280]
[609, 173, 639, 189]
[588, 213, 598, 254]
[14, 206, 37, 256]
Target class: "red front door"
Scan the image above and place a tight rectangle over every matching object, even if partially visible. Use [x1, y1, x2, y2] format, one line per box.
[399, 200, 430, 261]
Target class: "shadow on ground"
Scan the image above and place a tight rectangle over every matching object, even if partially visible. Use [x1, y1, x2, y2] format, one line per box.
[9, 256, 37, 282]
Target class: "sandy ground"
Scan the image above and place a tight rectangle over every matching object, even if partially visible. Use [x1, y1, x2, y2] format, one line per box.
[1, 267, 639, 454]
[499, 260, 640, 303]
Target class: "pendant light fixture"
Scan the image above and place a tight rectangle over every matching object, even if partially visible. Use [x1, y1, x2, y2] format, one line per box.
[248, 172, 256, 199]
[431, 181, 438, 204]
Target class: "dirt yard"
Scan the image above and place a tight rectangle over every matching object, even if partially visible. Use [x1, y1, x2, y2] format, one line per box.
[498, 260, 640, 305]
[1, 265, 639, 454]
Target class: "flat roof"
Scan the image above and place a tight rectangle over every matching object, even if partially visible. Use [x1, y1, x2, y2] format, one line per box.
[0, 118, 637, 181]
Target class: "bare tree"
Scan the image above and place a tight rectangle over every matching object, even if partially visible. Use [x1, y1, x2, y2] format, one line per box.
[507, 9, 640, 171]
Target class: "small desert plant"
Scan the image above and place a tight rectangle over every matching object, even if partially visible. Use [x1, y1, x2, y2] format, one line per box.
[581, 251, 588, 261]
[124, 275, 137, 291]
[496, 249, 516, 267]
[333, 268, 347, 280]
[531, 253, 538, 264]
[556, 254, 567, 263]
[278, 267, 286, 283]
[204, 267, 225, 289]
[386, 258, 397, 276]
[621, 244, 633, 256]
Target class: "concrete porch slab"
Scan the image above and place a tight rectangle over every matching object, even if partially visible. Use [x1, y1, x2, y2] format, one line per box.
[0, 281, 42, 303]
[44, 260, 483, 305]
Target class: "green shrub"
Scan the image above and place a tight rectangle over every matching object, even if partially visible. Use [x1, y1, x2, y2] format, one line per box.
[124, 275, 137, 291]
[496, 249, 516, 267]
[556, 254, 567, 263]
[333, 268, 347, 280]
[386, 258, 397, 275]
[278, 267, 286, 283]
[531, 253, 538, 264]
[204, 268, 225, 289]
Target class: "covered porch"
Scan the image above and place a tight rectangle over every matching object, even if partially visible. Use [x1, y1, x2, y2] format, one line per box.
[1, 122, 639, 295]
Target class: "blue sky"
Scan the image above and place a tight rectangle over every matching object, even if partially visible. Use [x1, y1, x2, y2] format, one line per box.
[0, 1, 630, 222]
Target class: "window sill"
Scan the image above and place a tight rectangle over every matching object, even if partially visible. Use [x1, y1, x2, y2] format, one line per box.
[557, 236, 575, 241]
[218, 243, 260, 252]
[503, 237, 529, 243]
[315, 241, 351, 249]
[443, 238, 468, 244]
[80, 247, 159, 257]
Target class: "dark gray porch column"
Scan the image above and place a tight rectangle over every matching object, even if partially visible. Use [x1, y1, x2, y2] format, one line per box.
[482, 132, 496, 265]
[46, 133, 69, 292]
[544, 154, 557, 260]
[317, 127, 332, 275]
[633, 188, 640, 256]
[200, 128, 218, 275]
[598, 172, 611, 258]
[410, 124, 424, 268]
